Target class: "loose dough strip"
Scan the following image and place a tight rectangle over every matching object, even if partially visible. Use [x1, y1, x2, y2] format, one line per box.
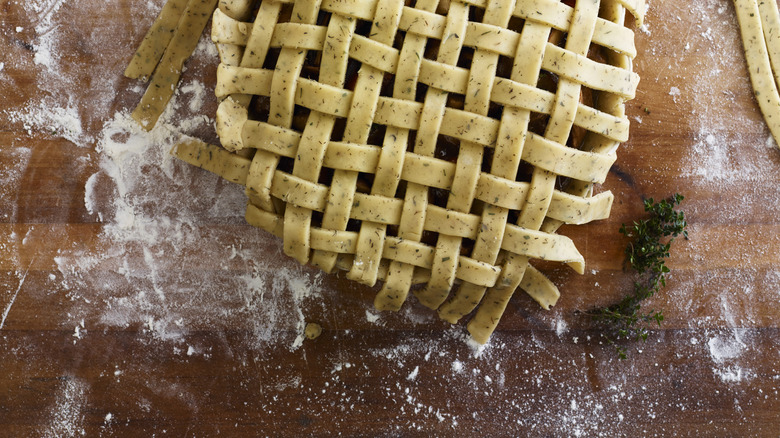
[734, 0, 780, 147]
[173, 138, 250, 185]
[131, 0, 218, 131]
[124, 0, 190, 81]
[757, 0, 780, 87]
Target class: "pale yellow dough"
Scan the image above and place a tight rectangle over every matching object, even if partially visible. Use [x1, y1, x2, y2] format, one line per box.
[158, 0, 647, 344]
[130, 0, 218, 131]
[734, 0, 780, 147]
[305, 323, 323, 340]
[124, 0, 190, 81]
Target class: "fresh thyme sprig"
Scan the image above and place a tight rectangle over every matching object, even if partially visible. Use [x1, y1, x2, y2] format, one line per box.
[588, 194, 688, 359]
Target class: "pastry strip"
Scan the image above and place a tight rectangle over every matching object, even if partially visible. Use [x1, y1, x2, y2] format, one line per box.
[124, 0, 190, 81]
[735, 0, 780, 147]
[131, 0, 219, 130]
[757, 0, 780, 87]
[468, 0, 600, 343]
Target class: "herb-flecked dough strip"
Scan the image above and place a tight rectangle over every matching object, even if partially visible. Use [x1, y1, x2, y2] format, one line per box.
[734, 0, 780, 147]
[172, 138, 251, 185]
[124, 0, 190, 81]
[132, 0, 218, 131]
[757, 0, 780, 95]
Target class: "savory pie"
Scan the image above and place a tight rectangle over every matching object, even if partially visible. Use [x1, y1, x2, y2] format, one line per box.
[133, 0, 647, 343]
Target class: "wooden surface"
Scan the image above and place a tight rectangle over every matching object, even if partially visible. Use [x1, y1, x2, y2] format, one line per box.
[2, 0, 780, 436]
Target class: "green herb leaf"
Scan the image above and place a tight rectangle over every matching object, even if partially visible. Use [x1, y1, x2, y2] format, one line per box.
[586, 194, 687, 359]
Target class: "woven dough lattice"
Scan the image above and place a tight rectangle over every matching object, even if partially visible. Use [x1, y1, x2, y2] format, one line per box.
[176, 0, 646, 343]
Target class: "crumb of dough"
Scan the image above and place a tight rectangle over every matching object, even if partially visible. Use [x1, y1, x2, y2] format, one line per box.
[304, 323, 322, 340]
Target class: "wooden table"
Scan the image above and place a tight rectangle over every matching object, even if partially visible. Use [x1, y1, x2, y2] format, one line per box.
[2, 0, 779, 436]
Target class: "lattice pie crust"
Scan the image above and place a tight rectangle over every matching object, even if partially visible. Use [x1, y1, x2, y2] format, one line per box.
[174, 0, 646, 343]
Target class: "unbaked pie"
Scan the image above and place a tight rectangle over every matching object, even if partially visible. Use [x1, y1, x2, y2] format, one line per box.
[134, 0, 647, 343]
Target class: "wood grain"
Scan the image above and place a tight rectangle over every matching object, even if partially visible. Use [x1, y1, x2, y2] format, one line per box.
[1, 0, 779, 436]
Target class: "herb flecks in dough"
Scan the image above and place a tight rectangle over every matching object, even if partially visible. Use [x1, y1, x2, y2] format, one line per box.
[587, 194, 687, 360]
[304, 322, 323, 340]
[155, 0, 647, 344]
[734, 0, 780, 148]
[124, 0, 190, 81]
[129, 0, 219, 131]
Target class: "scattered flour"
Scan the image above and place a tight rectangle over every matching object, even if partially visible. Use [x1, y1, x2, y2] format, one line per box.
[5, 103, 86, 146]
[179, 81, 209, 113]
[407, 366, 420, 381]
[708, 334, 746, 363]
[42, 377, 88, 438]
[657, 2, 778, 390]
[685, 125, 771, 184]
[0, 0, 325, 352]
[674, 0, 778, 189]
[554, 316, 568, 337]
[29, 0, 68, 71]
[0, 146, 31, 268]
[705, 297, 754, 383]
[366, 309, 381, 324]
[714, 366, 751, 383]
[1, 1, 775, 436]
